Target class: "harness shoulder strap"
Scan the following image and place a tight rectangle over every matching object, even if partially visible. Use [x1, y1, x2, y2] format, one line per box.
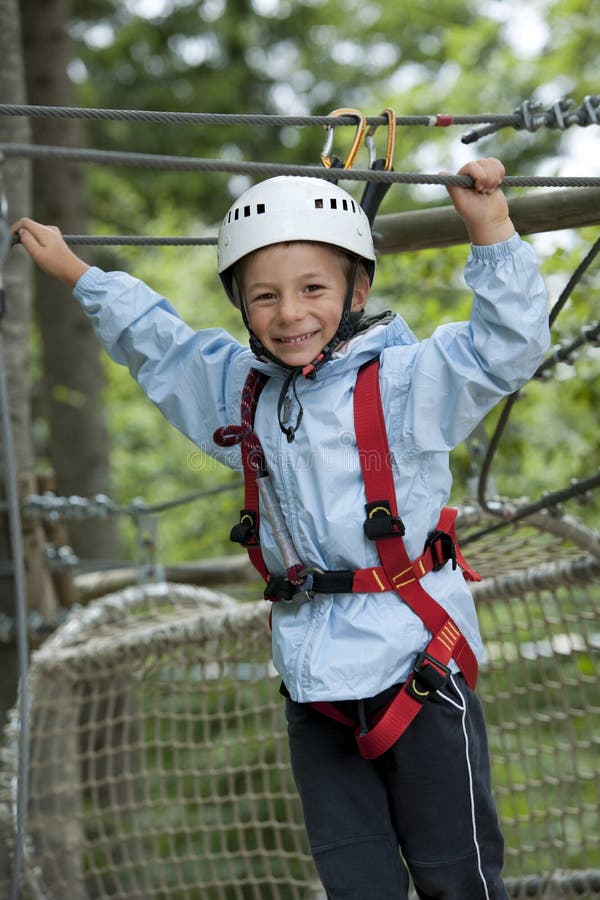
[351, 358, 478, 757]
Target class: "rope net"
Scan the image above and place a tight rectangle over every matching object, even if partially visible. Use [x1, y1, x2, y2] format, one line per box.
[0, 506, 599, 899]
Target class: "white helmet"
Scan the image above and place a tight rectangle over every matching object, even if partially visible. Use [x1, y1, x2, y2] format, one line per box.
[217, 176, 376, 306]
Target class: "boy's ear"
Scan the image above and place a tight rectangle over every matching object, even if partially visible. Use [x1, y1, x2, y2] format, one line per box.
[351, 273, 370, 313]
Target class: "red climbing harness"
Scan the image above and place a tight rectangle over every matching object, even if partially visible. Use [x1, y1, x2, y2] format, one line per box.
[214, 358, 481, 758]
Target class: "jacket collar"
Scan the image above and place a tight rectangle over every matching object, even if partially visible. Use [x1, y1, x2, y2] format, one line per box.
[247, 311, 417, 381]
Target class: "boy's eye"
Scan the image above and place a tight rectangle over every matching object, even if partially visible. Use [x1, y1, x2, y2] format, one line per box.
[305, 283, 324, 293]
[250, 291, 276, 304]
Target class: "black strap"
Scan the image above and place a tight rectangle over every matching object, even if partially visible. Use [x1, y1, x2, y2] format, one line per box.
[360, 158, 392, 225]
[265, 569, 356, 601]
[311, 570, 355, 593]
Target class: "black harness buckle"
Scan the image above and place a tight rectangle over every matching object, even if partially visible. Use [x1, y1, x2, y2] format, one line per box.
[363, 500, 405, 540]
[230, 509, 259, 547]
[407, 651, 451, 701]
[423, 529, 457, 571]
[264, 576, 301, 603]
[264, 567, 325, 604]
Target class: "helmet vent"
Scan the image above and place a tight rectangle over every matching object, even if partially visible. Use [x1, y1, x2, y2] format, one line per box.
[313, 197, 356, 212]
[227, 202, 267, 223]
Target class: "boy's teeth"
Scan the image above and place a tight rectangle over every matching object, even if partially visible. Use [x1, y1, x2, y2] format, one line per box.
[280, 332, 315, 344]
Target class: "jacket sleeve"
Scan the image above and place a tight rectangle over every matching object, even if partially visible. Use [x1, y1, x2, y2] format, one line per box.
[384, 233, 550, 452]
[73, 266, 249, 466]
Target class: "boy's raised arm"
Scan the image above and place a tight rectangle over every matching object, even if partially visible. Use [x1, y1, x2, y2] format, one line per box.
[445, 157, 515, 246]
[11, 218, 90, 287]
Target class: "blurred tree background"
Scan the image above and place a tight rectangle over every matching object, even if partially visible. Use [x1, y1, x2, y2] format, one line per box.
[1, 4, 597, 886]
[21, 0, 600, 564]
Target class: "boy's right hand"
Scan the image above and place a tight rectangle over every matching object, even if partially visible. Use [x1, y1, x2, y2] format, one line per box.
[11, 218, 90, 288]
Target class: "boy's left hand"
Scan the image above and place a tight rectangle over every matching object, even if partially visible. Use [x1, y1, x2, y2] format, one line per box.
[445, 158, 515, 245]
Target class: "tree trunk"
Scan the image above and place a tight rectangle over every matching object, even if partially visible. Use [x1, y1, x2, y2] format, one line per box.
[0, 0, 59, 702]
[21, 0, 121, 563]
[0, 0, 59, 890]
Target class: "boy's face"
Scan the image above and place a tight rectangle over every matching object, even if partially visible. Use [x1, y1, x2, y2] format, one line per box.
[239, 242, 369, 367]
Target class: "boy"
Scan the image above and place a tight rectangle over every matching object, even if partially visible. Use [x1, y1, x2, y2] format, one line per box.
[13, 157, 549, 898]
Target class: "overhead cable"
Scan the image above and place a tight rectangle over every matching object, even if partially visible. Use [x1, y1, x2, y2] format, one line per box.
[1, 143, 599, 187]
[0, 103, 531, 129]
[0, 95, 598, 142]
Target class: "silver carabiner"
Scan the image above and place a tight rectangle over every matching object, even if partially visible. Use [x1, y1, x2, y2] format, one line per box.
[320, 108, 367, 169]
[291, 565, 324, 603]
[364, 108, 396, 171]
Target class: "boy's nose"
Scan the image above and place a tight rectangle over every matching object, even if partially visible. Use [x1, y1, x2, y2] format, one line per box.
[277, 292, 304, 322]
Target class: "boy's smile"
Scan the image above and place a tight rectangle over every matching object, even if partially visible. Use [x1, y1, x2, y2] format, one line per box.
[240, 242, 369, 367]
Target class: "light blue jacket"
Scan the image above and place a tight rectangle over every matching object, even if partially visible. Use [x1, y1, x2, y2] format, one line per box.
[74, 233, 549, 703]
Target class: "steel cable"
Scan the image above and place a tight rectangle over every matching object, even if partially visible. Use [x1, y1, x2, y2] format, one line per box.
[0, 103, 521, 128]
[2, 142, 600, 187]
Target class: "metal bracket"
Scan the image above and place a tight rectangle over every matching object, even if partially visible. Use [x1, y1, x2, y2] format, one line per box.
[581, 94, 600, 126]
[516, 99, 548, 133]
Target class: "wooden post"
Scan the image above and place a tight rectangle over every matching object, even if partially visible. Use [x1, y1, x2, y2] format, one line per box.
[26, 671, 87, 899]
[19, 475, 57, 631]
[374, 187, 600, 254]
[36, 472, 79, 609]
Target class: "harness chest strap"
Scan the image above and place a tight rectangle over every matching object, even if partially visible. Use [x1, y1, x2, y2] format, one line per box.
[277, 504, 479, 598]
[214, 361, 479, 759]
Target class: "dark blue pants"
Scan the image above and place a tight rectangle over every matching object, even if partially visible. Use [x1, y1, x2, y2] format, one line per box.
[285, 675, 508, 900]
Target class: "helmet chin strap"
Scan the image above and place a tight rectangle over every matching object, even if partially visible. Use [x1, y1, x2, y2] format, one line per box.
[242, 261, 361, 442]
